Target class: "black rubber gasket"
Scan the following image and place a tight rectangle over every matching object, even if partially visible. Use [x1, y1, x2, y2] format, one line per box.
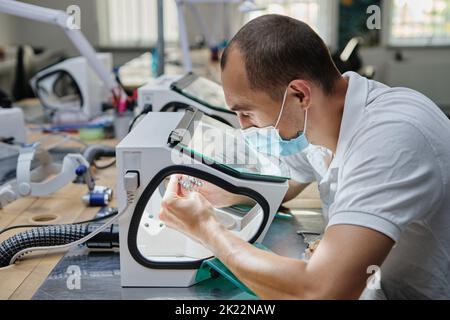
[127, 165, 271, 269]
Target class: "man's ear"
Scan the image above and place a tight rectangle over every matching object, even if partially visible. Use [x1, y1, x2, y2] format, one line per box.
[288, 80, 311, 110]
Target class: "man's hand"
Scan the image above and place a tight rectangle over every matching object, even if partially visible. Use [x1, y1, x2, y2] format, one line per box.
[159, 174, 222, 245]
[166, 175, 308, 208]
[168, 174, 253, 208]
[191, 178, 242, 208]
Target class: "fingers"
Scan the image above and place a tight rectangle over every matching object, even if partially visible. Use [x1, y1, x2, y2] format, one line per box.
[161, 189, 193, 216]
[163, 174, 183, 199]
[160, 175, 214, 221]
[161, 175, 183, 214]
[162, 190, 209, 216]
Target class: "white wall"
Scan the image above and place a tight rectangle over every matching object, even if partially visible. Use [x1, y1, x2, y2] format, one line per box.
[357, 1, 450, 109]
[360, 47, 450, 83]
[0, 12, 17, 46]
[366, 47, 450, 111]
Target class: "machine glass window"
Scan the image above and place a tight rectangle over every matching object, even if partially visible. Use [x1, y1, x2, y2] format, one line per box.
[172, 74, 230, 112]
[177, 113, 291, 180]
[135, 173, 266, 265]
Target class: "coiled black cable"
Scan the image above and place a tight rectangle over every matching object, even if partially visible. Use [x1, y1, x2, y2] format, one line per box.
[0, 210, 120, 268]
[0, 224, 87, 268]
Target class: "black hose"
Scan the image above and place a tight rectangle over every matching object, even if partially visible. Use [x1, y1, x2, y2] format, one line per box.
[81, 144, 116, 170]
[0, 221, 121, 268]
[82, 145, 116, 165]
[0, 224, 87, 268]
[85, 223, 119, 249]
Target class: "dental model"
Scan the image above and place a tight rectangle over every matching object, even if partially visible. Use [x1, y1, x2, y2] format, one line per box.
[178, 175, 203, 191]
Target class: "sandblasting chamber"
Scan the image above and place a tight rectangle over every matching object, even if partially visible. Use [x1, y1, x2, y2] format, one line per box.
[116, 109, 289, 287]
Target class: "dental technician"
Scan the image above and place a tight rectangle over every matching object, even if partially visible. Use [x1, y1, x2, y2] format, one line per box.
[160, 14, 450, 299]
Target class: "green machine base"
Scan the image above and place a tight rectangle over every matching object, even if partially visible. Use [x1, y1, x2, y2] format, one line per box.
[195, 242, 270, 298]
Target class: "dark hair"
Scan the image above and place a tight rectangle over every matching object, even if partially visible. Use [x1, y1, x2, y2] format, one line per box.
[221, 14, 341, 100]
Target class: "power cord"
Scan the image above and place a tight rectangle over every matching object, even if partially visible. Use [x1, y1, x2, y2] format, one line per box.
[5, 171, 139, 266]
[128, 104, 153, 133]
[93, 159, 116, 170]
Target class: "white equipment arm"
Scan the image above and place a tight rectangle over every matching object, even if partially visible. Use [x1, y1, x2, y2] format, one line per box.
[0, 144, 93, 208]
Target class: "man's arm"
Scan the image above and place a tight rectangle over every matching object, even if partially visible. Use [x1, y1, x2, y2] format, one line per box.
[192, 177, 309, 207]
[204, 221, 393, 299]
[283, 179, 310, 202]
[160, 175, 394, 299]
[228, 179, 309, 207]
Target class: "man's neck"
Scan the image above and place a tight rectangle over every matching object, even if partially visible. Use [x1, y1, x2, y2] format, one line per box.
[310, 76, 348, 154]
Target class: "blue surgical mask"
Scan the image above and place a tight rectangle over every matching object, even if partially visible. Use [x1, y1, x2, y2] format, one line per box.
[241, 88, 309, 157]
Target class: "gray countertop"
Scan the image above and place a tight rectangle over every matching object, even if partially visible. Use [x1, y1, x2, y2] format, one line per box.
[33, 211, 321, 300]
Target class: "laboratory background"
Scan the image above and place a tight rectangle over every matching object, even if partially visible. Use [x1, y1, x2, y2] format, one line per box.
[0, 0, 449, 302]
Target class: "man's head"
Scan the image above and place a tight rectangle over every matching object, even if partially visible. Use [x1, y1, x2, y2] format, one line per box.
[221, 14, 341, 139]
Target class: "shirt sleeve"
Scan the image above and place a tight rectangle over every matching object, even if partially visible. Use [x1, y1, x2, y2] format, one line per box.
[281, 151, 316, 184]
[328, 120, 444, 242]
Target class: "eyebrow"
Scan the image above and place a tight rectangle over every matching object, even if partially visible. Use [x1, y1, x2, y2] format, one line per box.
[230, 104, 252, 112]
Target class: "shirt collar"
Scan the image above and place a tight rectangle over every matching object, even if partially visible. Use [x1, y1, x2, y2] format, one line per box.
[331, 71, 369, 167]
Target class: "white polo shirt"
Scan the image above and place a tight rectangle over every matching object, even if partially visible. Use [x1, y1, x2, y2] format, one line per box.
[282, 71, 450, 299]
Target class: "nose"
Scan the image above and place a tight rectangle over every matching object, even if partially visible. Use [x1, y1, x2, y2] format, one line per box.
[237, 115, 253, 129]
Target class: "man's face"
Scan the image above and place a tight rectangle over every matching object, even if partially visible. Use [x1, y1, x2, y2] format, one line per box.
[221, 47, 306, 140]
[221, 48, 282, 130]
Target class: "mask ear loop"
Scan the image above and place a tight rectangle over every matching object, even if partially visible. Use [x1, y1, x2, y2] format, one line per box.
[303, 109, 308, 136]
[274, 88, 289, 129]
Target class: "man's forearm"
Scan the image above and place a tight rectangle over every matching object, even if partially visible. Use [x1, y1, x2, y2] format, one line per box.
[229, 194, 256, 207]
[230, 181, 310, 207]
[283, 181, 310, 202]
[203, 221, 318, 299]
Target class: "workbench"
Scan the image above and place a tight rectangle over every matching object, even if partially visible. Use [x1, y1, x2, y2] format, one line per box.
[0, 129, 119, 300]
[32, 208, 322, 300]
